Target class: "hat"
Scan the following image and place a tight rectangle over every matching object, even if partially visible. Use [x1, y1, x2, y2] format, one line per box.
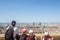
[29, 30, 33, 34]
[12, 20, 16, 24]
[21, 28, 27, 33]
[44, 32, 49, 36]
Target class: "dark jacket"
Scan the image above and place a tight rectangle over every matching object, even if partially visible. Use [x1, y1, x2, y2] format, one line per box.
[5, 27, 14, 40]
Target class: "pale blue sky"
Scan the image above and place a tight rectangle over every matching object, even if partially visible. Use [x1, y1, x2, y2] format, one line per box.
[0, 0, 60, 23]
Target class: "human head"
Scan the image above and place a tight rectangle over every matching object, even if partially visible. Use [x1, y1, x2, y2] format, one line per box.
[11, 20, 16, 27]
[44, 32, 49, 36]
[29, 30, 34, 36]
[21, 28, 27, 34]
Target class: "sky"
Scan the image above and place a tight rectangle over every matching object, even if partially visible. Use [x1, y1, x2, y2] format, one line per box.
[0, 0, 60, 23]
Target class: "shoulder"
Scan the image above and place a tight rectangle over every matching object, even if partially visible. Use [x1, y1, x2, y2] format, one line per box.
[6, 26, 11, 30]
[7, 27, 9, 30]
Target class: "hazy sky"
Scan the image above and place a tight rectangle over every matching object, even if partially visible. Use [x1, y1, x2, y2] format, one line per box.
[0, 0, 60, 23]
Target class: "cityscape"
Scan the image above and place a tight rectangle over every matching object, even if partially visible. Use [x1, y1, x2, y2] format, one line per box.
[0, 23, 60, 34]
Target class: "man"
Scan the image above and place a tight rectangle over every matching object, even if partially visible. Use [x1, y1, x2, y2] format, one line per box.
[5, 20, 19, 40]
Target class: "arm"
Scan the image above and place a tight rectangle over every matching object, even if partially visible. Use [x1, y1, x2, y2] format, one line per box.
[35, 36, 38, 40]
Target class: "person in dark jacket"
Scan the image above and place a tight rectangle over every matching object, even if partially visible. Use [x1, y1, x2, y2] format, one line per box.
[5, 20, 19, 40]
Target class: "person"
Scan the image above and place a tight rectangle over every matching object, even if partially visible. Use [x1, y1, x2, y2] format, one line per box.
[19, 28, 28, 40]
[27, 30, 36, 40]
[43, 32, 53, 40]
[5, 20, 19, 40]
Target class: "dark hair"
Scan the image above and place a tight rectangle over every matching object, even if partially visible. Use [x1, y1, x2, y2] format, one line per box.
[11, 20, 16, 24]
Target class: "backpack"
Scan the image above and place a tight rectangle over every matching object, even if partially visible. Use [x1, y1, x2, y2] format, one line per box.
[5, 26, 14, 40]
[20, 34, 28, 40]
